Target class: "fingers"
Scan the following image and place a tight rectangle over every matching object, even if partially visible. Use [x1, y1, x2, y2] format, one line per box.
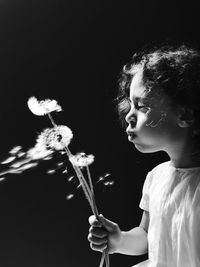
[98, 214, 118, 232]
[88, 233, 107, 245]
[90, 242, 107, 252]
[88, 215, 102, 227]
[89, 226, 107, 239]
[88, 216, 108, 252]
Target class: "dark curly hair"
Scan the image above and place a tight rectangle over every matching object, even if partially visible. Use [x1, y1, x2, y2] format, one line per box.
[117, 42, 200, 144]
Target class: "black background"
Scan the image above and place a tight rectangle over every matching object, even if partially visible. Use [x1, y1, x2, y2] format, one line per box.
[0, 0, 199, 266]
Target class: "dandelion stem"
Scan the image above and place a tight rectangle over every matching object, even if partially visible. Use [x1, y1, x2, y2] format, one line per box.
[64, 146, 95, 213]
[46, 112, 109, 266]
[47, 113, 57, 127]
[86, 165, 99, 217]
[73, 165, 95, 213]
[99, 253, 105, 267]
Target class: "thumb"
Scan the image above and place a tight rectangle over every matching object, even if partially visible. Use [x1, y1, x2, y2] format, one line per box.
[98, 214, 119, 232]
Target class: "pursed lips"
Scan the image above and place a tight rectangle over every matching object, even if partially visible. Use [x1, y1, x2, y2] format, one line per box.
[126, 130, 137, 139]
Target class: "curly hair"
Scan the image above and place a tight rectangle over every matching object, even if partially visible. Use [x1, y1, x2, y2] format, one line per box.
[117, 42, 200, 144]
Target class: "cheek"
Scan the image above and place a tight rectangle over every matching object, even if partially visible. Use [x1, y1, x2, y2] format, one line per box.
[136, 113, 168, 141]
[136, 113, 150, 130]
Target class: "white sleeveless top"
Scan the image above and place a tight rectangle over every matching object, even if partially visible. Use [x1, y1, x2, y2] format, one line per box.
[138, 161, 200, 267]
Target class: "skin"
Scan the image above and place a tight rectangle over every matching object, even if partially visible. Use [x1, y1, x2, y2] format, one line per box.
[88, 68, 200, 255]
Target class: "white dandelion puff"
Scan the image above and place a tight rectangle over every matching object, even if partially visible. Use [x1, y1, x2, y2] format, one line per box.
[37, 126, 73, 151]
[69, 152, 94, 167]
[27, 96, 62, 116]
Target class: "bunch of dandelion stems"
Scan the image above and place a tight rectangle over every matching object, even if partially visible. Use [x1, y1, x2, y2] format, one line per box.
[48, 114, 110, 267]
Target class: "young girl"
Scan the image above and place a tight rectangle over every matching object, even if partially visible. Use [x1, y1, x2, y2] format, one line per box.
[88, 42, 200, 267]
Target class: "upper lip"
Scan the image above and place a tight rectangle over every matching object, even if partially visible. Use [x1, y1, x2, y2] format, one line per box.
[126, 130, 137, 137]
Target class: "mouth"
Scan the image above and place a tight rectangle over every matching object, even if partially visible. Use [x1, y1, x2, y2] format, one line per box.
[127, 131, 137, 141]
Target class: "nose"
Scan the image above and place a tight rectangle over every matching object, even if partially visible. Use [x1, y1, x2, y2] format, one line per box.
[125, 107, 137, 125]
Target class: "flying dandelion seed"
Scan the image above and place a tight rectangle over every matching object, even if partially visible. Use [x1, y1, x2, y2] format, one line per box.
[67, 176, 74, 182]
[103, 180, 114, 186]
[104, 173, 111, 177]
[108, 180, 114, 186]
[11, 159, 30, 168]
[0, 177, 5, 181]
[16, 162, 38, 172]
[1, 156, 16, 164]
[9, 146, 22, 155]
[56, 162, 64, 167]
[9, 169, 23, 174]
[43, 156, 53, 161]
[66, 193, 74, 200]
[96, 173, 112, 184]
[96, 176, 104, 184]
[76, 183, 82, 189]
[62, 169, 68, 174]
[47, 169, 56, 175]
[17, 152, 26, 158]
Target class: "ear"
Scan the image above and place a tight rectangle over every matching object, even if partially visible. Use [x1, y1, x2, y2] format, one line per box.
[177, 107, 194, 128]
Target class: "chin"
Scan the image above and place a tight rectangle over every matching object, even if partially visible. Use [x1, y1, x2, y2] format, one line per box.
[134, 143, 160, 153]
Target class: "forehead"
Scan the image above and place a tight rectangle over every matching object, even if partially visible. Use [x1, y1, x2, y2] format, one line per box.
[129, 69, 146, 100]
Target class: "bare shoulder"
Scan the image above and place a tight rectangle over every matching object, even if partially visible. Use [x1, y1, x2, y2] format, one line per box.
[139, 210, 149, 233]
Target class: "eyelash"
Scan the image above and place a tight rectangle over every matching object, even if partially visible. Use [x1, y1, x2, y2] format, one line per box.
[126, 99, 150, 113]
[135, 103, 149, 111]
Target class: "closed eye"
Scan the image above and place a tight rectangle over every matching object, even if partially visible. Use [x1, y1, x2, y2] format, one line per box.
[136, 104, 150, 113]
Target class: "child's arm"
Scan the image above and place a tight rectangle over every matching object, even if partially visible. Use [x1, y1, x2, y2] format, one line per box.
[88, 210, 149, 256]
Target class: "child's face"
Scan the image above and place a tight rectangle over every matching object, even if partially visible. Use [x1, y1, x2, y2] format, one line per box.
[125, 69, 184, 154]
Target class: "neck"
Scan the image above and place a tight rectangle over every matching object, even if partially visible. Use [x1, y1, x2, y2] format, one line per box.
[167, 141, 200, 169]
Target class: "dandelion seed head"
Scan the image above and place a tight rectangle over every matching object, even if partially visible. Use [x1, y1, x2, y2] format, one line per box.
[27, 96, 62, 116]
[69, 152, 94, 167]
[36, 126, 73, 151]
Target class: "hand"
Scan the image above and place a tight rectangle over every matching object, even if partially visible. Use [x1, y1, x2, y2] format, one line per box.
[88, 214, 122, 254]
